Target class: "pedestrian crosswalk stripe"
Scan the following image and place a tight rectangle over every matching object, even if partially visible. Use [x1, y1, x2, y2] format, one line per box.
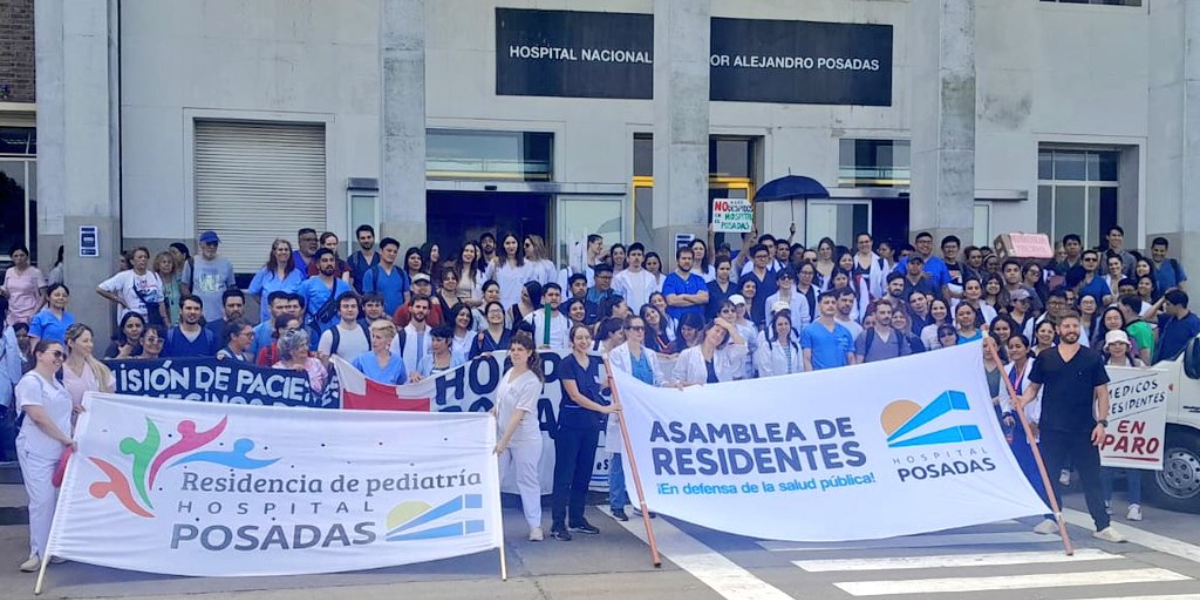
[1065, 508, 1200, 565]
[759, 531, 1055, 552]
[1050, 595, 1200, 600]
[793, 548, 1117, 572]
[834, 567, 1191, 596]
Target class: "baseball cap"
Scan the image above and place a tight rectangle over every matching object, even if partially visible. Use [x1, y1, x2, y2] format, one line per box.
[728, 294, 747, 306]
[1009, 288, 1031, 302]
[1105, 330, 1130, 347]
[412, 273, 431, 284]
[772, 300, 791, 314]
[199, 230, 220, 244]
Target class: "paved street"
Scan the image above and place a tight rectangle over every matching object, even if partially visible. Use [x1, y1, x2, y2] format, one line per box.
[4, 462, 1200, 600]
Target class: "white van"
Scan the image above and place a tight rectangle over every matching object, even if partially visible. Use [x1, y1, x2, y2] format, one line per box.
[1144, 334, 1200, 513]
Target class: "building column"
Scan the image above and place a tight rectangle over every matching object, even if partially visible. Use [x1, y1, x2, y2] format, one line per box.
[1147, 0, 1200, 284]
[652, 0, 709, 254]
[380, 0, 427, 246]
[908, 0, 975, 247]
[36, 0, 121, 339]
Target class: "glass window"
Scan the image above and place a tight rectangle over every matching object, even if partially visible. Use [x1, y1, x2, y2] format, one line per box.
[973, 203, 991, 248]
[838, 139, 911, 187]
[1037, 147, 1123, 246]
[558, 197, 623, 261]
[1038, 151, 1053, 180]
[633, 134, 653, 177]
[426, 130, 553, 181]
[709, 138, 753, 178]
[0, 159, 31, 260]
[0, 128, 35, 155]
[348, 192, 378, 246]
[805, 201, 869, 248]
[1053, 152, 1086, 181]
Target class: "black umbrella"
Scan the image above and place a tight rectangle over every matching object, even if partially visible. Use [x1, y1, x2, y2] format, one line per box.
[753, 174, 831, 223]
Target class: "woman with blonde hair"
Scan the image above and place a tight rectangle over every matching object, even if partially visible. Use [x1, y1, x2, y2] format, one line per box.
[351, 319, 408, 384]
[62, 324, 115, 418]
[523, 234, 558, 286]
[153, 251, 183, 326]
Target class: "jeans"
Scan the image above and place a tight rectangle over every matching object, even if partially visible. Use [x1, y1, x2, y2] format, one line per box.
[552, 425, 599, 528]
[1041, 428, 1110, 531]
[609, 452, 629, 511]
[1101, 468, 1143, 505]
[1008, 420, 1052, 519]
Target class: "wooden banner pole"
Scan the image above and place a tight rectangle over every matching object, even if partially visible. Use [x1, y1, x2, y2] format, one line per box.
[604, 357, 662, 568]
[985, 338, 1074, 556]
[33, 555, 50, 595]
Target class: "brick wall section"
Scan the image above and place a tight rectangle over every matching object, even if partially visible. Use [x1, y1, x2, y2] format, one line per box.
[0, 0, 35, 103]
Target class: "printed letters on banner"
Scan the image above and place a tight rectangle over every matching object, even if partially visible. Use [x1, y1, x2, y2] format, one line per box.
[1101, 366, 1170, 470]
[47, 394, 502, 577]
[613, 343, 1049, 542]
[109, 358, 341, 409]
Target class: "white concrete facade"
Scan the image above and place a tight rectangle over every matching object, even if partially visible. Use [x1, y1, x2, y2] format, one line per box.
[35, 0, 1197, 290]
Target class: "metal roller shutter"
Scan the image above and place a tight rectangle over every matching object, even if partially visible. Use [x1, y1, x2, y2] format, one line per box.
[194, 120, 326, 272]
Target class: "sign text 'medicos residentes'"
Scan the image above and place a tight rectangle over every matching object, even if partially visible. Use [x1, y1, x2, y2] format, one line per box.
[496, 9, 893, 106]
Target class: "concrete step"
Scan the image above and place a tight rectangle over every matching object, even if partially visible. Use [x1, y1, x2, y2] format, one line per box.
[0, 463, 28, 526]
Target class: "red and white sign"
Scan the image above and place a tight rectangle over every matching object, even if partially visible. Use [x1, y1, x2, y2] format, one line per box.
[1100, 366, 1171, 470]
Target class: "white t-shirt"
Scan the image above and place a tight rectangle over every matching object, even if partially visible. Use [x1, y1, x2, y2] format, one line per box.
[98, 269, 164, 321]
[613, 268, 658, 314]
[16, 372, 73, 458]
[523, 310, 569, 349]
[484, 261, 532, 309]
[495, 369, 543, 445]
[318, 322, 371, 359]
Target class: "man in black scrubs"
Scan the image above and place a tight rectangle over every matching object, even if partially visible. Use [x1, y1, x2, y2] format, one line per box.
[1017, 311, 1125, 543]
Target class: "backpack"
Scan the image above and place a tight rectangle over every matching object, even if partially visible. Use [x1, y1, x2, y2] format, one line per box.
[329, 322, 371, 356]
[1168, 259, 1186, 286]
[864, 328, 903, 358]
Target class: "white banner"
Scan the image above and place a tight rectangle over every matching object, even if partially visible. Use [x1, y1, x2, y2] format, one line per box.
[613, 343, 1049, 542]
[1101, 366, 1170, 470]
[47, 394, 502, 577]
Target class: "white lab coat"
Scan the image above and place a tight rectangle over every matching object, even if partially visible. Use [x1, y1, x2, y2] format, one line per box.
[754, 330, 805, 377]
[607, 342, 667, 445]
[673, 343, 748, 385]
[998, 359, 1042, 427]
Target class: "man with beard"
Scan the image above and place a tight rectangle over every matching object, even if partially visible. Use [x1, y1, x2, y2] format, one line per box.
[163, 295, 217, 357]
[297, 249, 352, 332]
[205, 289, 246, 340]
[1017, 311, 1124, 543]
[479, 233, 498, 265]
[391, 295, 434, 375]
[292, 228, 320, 274]
[348, 225, 380, 293]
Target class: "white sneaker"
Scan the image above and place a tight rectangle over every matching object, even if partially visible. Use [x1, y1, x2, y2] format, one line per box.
[1094, 527, 1127, 543]
[1033, 519, 1058, 535]
[18, 555, 39, 573]
[528, 527, 544, 542]
[1059, 469, 1072, 486]
[1127, 504, 1143, 521]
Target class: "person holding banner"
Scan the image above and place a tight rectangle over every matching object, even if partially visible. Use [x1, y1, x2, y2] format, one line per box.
[471, 301, 512, 358]
[62, 324, 115, 418]
[607, 315, 666, 520]
[801, 292, 856, 371]
[997, 333, 1054, 531]
[15, 340, 74, 572]
[493, 331, 546, 542]
[673, 318, 748, 385]
[274, 329, 327, 392]
[1017, 311, 1125, 543]
[523, 283, 569, 349]
[1101, 329, 1145, 522]
[351, 320, 408, 385]
[415, 325, 465, 379]
[552, 325, 619, 541]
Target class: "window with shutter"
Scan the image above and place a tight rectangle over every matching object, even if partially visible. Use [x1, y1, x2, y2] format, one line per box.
[194, 121, 327, 272]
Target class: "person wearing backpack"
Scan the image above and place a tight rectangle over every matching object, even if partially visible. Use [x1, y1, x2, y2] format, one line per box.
[1151, 237, 1188, 292]
[317, 292, 370, 361]
[162, 295, 217, 357]
[298, 249, 353, 333]
[854, 299, 910, 364]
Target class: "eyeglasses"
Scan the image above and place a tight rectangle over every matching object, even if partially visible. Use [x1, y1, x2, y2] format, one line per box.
[626, 326, 644, 332]
[49, 350, 65, 359]
[145, 337, 164, 344]
[1083, 257, 1098, 262]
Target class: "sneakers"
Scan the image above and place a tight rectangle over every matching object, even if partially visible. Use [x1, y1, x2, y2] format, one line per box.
[1094, 527, 1128, 543]
[611, 508, 629, 522]
[1033, 519, 1059, 535]
[570, 520, 601, 535]
[18, 555, 39, 573]
[1059, 469, 1072, 486]
[528, 527, 544, 542]
[1127, 504, 1143, 521]
[550, 525, 572, 542]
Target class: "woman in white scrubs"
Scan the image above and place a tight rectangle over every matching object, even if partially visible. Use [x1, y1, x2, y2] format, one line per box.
[15, 339, 75, 572]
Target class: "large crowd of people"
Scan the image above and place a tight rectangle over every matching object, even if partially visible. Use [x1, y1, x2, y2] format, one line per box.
[2, 222, 1198, 562]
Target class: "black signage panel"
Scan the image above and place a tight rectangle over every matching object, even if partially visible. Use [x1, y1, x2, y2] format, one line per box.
[496, 8, 654, 99]
[709, 17, 893, 106]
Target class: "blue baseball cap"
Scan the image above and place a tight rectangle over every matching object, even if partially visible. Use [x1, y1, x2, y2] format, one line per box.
[199, 231, 220, 244]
